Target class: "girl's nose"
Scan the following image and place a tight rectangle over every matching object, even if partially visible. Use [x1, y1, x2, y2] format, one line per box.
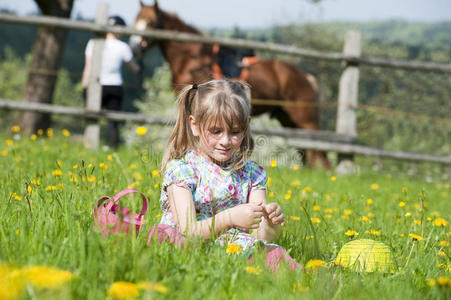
[219, 133, 232, 145]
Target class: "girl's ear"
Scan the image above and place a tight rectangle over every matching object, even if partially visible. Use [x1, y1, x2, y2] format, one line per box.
[189, 115, 200, 137]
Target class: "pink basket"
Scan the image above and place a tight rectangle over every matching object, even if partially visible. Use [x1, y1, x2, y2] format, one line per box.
[92, 189, 148, 236]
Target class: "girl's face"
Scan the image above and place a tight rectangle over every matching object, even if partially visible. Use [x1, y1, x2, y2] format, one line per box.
[190, 116, 245, 165]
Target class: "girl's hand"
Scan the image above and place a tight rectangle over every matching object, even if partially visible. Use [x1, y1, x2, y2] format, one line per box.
[230, 202, 264, 229]
[263, 202, 285, 226]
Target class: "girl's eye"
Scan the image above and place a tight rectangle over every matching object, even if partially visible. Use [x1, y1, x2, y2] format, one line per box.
[209, 129, 222, 135]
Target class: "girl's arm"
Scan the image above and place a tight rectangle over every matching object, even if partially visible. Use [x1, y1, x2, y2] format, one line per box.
[249, 189, 283, 242]
[167, 184, 264, 239]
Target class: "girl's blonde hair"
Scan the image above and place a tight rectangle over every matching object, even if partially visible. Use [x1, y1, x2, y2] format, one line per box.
[161, 79, 253, 171]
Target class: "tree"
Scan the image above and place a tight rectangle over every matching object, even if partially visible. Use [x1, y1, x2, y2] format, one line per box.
[15, 0, 74, 134]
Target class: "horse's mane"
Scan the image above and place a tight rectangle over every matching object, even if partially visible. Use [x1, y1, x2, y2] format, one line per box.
[160, 9, 202, 35]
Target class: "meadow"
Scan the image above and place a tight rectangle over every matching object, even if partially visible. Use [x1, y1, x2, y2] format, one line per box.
[0, 126, 450, 300]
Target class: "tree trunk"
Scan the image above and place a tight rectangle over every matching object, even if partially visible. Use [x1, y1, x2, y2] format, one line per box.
[15, 0, 74, 134]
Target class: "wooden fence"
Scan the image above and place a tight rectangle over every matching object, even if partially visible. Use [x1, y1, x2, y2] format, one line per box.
[0, 6, 450, 167]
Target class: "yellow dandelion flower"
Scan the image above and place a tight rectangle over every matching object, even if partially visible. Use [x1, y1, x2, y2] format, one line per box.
[433, 218, 448, 227]
[87, 163, 93, 168]
[11, 125, 21, 133]
[1, 149, 8, 156]
[37, 129, 44, 135]
[366, 230, 382, 236]
[70, 176, 77, 183]
[292, 164, 299, 171]
[345, 230, 359, 237]
[413, 219, 422, 225]
[88, 176, 96, 182]
[137, 281, 168, 294]
[439, 241, 450, 247]
[270, 160, 277, 167]
[427, 279, 436, 287]
[367, 212, 373, 217]
[27, 186, 32, 193]
[6, 139, 13, 146]
[73, 164, 78, 169]
[409, 233, 422, 241]
[130, 164, 137, 169]
[244, 266, 261, 275]
[344, 209, 352, 216]
[14, 194, 21, 201]
[305, 235, 314, 240]
[153, 183, 159, 189]
[438, 251, 446, 257]
[330, 176, 336, 182]
[370, 183, 379, 190]
[302, 186, 312, 193]
[107, 281, 139, 300]
[313, 205, 321, 211]
[402, 187, 408, 193]
[152, 169, 160, 176]
[405, 212, 412, 217]
[226, 243, 242, 255]
[46, 128, 53, 137]
[290, 179, 301, 187]
[284, 193, 291, 200]
[325, 194, 331, 201]
[325, 208, 333, 214]
[399, 201, 406, 207]
[290, 216, 300, 221]
[107, 155, 113, 161]
[99, 162, 105, 168]
[432, 211, 440, 217]
[15, 229, 20, 235]
[45, 186, 56, 192]
[306, 259, 326, 270]
[268, 191, 275, 198]
[22, 266, 74, 288]
[311, 217, 321, 224]
[361, 216, 369, 223]
[436, 277, 450, 287]
[400, 233, 405, 237]
[30, 134, 37, 141]
[62, 129, 70, 137]
[136, 127, 147, 136]
[367, 198, 373, 205]
[52, 169, 63, 176]
[325, 214, 332, 219]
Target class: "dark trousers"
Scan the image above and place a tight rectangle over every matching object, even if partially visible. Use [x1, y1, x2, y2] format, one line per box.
[83, 85, 123, 148]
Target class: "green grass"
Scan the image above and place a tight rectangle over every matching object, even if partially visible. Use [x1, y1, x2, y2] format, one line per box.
[0, 129, 450, 300]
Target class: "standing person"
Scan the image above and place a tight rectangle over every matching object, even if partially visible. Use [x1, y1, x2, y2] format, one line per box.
[81, 15, 140, 148]
[150, 79, 302, 272]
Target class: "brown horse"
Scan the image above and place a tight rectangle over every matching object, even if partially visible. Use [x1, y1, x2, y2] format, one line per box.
[130, 1, 329, 168]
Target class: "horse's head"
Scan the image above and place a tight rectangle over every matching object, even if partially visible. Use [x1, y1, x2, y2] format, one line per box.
[129, 1, 163, 56]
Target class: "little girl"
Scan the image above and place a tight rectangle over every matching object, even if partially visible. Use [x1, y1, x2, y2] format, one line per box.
[150, 79, 302, 272]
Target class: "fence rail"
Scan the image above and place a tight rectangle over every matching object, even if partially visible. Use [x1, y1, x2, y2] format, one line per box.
[1, 98, 450, 165]
[0, 13, 450, 73]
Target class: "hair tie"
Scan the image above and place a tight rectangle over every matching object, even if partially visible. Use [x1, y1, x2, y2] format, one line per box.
[192, 83, 198, 90]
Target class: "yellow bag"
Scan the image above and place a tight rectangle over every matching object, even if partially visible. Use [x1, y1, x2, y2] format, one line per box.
[335, 239, 396, 273]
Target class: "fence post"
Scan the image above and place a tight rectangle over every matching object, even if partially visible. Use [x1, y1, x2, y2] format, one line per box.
[335, 30, 361, 174]
[83, 3, 109, 149]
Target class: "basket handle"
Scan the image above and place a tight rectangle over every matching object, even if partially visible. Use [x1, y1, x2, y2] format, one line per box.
[113, 189, 148, 219]
[92, 195, 114, 218]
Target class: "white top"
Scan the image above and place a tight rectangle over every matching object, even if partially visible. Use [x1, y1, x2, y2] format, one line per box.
[85, 38, 133, 86]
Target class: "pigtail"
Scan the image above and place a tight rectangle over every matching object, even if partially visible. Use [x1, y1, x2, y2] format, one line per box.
[161, 85, 198, 172]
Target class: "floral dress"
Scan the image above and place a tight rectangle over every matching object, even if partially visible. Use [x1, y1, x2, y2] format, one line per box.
[159, 150, 272, 254]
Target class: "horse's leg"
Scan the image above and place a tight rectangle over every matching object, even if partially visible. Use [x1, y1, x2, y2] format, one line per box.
[274, 61, 330, 169]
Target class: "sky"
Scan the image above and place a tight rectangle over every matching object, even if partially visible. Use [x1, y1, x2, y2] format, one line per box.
[1, 0, 450, 29]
